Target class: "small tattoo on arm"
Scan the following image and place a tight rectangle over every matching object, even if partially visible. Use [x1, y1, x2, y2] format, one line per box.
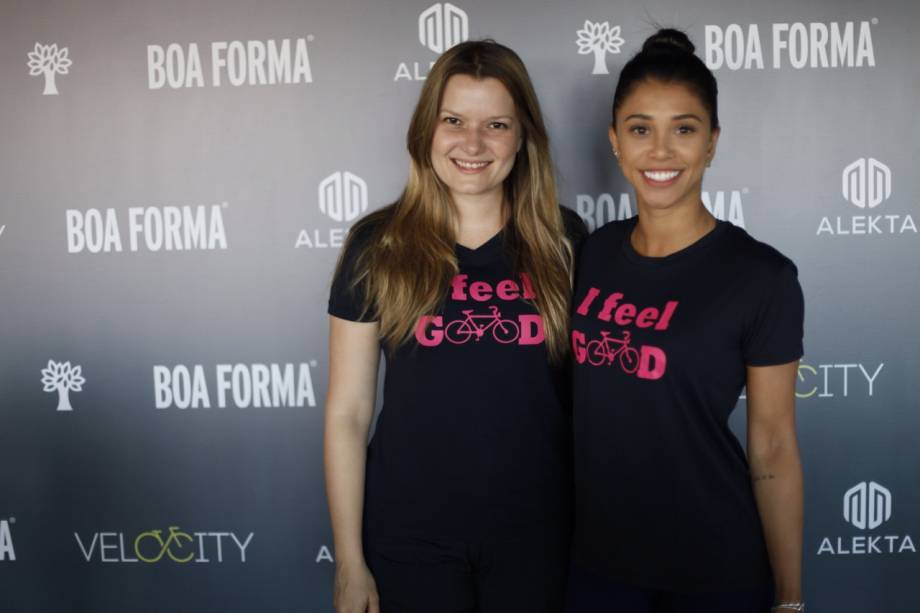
[752, 474, 776, 483]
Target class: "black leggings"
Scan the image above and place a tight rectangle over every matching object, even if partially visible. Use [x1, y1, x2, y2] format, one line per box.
[364, 535, 568, 613]
[565, 564, 774, 613]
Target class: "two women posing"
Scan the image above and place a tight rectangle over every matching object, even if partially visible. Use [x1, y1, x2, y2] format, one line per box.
[325, 30, 805, 613]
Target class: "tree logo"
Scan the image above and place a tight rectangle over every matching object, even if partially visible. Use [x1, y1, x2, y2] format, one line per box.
[576, 21, 624, 75]
[842, 157, 891, 209]
[419, 3, 468, 54]
[27, 43, 72, 95]
[41, 360, 86, 411]
[319, 171, 368, 223]
[844, 481, 892, 530]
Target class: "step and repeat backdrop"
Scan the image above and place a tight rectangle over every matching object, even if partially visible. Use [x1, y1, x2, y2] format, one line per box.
[1, 0, 918, 611]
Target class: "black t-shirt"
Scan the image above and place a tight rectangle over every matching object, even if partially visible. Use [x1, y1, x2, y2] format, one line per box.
[329, 207, 587, 540]
[571, 217, 804, 592]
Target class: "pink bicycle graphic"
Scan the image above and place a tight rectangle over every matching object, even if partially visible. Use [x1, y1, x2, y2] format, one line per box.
[586, 330, 640, 373]
[445, 305, 520, 344]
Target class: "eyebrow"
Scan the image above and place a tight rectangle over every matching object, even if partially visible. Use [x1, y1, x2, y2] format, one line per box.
[623, 113, 704, 122]
[440, 108, 515, 121]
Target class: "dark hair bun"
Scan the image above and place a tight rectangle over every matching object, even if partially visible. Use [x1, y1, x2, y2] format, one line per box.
[641, 28, 695, 54]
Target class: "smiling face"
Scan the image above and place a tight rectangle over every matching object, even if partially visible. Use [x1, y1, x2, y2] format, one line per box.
[610, 79, 720, 214]
[431, 74, 522, 207]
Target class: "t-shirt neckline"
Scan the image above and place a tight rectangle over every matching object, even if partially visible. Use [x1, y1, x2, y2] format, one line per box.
[455, 228, 504, 264]
[621, 216, 729, 268]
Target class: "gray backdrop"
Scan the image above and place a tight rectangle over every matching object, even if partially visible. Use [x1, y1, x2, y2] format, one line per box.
[1, 0, 918, 611]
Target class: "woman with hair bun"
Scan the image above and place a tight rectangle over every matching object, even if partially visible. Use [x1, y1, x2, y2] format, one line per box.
[324, 40, 586, 613]
[568, 29, 805, 613]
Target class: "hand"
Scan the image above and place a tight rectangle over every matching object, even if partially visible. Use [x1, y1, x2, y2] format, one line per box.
[333, 561, 380, 613]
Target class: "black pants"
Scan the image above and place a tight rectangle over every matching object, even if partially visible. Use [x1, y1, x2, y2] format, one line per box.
[565, 564, 774, 613]
[364, 535, 568, 613]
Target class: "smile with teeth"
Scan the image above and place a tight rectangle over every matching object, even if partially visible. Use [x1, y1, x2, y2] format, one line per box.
[453, 159, 491, 170]
[643, 170, 681, 182]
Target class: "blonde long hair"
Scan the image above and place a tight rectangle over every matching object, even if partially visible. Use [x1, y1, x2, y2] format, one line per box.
[341, 40, 574, 362]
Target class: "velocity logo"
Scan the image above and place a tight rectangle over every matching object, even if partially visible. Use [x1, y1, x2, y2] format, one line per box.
[41, 360, 85, 412]
[395, 3, 470, 81]
[817, 158, 916, 236]
[705, 20, 877, 70]
[576, 21, 625, 75]
[147, 38, 312, 89]
[843, 157, 890, 209]
[75, 527, 254, 563]
[28, 43, 72, 95]
[0, 518, 15, 561]
[795, 361, 883, 399]
[817, 482, 916, 555]
[296, 171, 369, 249]
[419, 3, 468, 53]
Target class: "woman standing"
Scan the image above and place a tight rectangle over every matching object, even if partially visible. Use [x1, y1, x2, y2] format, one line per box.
[325, 40, 585, 613]
[568, 30, 805, 613]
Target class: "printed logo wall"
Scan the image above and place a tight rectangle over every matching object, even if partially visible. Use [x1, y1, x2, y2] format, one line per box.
[2, 1, 919, 612]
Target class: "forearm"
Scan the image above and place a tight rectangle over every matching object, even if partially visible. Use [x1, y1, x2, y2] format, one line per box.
[749, 433, 804, 603]
[324, 412, 372, 568]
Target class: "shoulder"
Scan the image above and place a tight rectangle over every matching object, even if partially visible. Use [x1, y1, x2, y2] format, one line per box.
[581, 217, 635, 258]
[560, 205, 589, 247]
[721, 223, 798, 277]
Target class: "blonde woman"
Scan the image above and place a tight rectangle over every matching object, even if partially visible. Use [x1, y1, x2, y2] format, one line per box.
[324, 40, 586, 613]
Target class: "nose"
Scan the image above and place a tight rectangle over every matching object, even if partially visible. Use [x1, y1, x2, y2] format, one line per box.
[460, 126, 485, 155]
[650, 132, 674, 160]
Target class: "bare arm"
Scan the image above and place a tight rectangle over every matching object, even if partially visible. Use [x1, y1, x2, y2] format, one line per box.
[746, 361, 803, 609]
[324, 315, 381, 613]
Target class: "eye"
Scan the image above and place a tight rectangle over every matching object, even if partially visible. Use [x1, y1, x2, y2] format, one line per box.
[489, 121, 509, 130]
[676, 125, 697, 134]
[442, 116, 461, 126]
[629, 125, 649, 136]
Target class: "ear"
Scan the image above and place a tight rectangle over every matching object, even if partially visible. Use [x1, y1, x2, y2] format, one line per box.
[707, 126, 721, 162]
[608, 125, 619, 156]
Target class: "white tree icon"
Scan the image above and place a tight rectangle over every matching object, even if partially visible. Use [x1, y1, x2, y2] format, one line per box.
[27, 43, 72, 95]
[41, 360, 85, 412]
[576, 21, 625, 75]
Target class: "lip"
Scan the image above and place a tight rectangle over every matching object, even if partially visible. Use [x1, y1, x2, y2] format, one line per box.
[641, 169, 682, 187]
[451, 158, 492, 174]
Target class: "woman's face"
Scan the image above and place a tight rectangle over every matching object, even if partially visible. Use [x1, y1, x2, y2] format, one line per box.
[610, 79, 719, 213]
[430, 74, 522, 206]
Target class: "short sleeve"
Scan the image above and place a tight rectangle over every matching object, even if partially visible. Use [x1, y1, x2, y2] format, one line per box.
[742, 261, 805, 366]
[328, 221, 378, 322]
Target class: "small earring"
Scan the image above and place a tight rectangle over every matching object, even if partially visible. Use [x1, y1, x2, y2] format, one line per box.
[613, 149, 620, 158]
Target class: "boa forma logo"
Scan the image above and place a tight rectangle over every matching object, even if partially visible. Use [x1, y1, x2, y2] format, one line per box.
[27, 42, 72, 95]
[395, 3, 470, 81]
[705, 20, 877, 70]
[41, 360, 85, 412]
[0, 517, 15, 562]
[575, 189, 745, 232]
[147, 38, 313, 89]
[576, 21, 625, 75]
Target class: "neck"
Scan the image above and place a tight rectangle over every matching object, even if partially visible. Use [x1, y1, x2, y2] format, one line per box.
[631, 196, 715, 258]
[452, 189, 506, 249]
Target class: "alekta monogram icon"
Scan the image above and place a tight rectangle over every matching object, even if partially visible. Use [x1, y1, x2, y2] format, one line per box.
[41, 360, 85, 411]
[844, 481, 891, 530]
[576, 21, 625, 75]
[28, 43, 72, 95]
[843, 158, 891, 209]
[319, 172, 368, 223]
[419, 3, 469, 53]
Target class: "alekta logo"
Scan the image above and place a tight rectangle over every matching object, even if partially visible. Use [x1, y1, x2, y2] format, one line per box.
[75, 526, 254, 563]
[0, 518, 15, 561]
[419, 3, 469, 53]
[28, 43, 72, 95]
[41, 360, 86, 411]
[296, 171, 369, 249]
[395, 3, 470, 81]
[817, 158, 916, 236]
[843, 157, 890, 209]
[817, 481, 916, 555]
[576, 21, 625, 75]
